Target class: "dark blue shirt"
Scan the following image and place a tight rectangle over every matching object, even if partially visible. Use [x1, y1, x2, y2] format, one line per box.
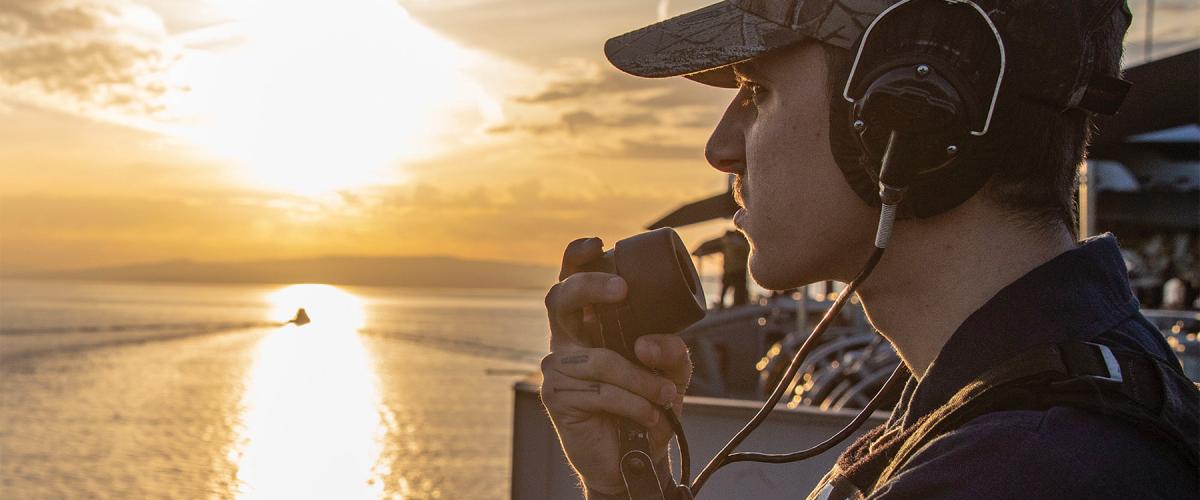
[811, 235, 1199, 499]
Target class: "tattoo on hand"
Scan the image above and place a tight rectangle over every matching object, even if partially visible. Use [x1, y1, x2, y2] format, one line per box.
[560, 353, 589, 365]
[554, 383, 601, 394]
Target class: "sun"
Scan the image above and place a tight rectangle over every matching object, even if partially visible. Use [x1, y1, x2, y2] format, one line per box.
[165, 0, 500, 196]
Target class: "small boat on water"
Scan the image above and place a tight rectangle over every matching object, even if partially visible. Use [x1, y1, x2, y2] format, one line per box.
[287, 308, 311, 326]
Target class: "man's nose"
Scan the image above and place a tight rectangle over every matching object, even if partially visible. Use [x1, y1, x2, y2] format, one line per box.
[705, 99, 746, 175]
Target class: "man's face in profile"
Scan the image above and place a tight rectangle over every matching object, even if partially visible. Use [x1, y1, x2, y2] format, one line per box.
[704, 43, 877, 290]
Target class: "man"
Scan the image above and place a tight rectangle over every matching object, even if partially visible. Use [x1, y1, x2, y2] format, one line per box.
[719, 230, 749, 308]
[539, 1, 1198, 498]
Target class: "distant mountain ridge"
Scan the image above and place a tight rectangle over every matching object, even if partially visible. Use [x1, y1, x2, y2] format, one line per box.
[7, 255, 559, 290]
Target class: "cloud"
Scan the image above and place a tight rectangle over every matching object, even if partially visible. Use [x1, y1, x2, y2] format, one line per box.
[366, 177, 694, 244]
[0, 40, 172, 113]
[514, 63, 724, 109]
[0, 174, 719, 273]
[491, 108, 661, 135]
[398, 0, 660, 64]
[0, 0, 104, 36]
[515, 69, 657, 104]
[630, 85, 726, 108]
[491, 57, 728, 144]
[615, 139, 703, 161]
[0, 192, 352, 272]
[0, 0, 178, 117]
[402, 2, 732, 167]
[561, 110, 602, 131]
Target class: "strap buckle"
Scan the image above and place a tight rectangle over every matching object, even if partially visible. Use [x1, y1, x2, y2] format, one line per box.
[1080, 342, 1123, 383]
[617, 420, 666, 500]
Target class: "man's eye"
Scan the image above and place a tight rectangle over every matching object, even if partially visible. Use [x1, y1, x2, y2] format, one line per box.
[739, 82, 768, 104]
[738, 82, 767, 106]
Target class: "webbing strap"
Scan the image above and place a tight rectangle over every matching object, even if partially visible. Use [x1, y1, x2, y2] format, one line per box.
[597, 304, 671, 500]
[872, 340, 1200, 491]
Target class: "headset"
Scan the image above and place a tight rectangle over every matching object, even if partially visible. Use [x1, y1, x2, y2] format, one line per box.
[678, 1, 1009, 496]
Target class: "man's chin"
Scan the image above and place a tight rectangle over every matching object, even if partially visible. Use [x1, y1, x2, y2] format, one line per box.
[747, 252, 809, 291]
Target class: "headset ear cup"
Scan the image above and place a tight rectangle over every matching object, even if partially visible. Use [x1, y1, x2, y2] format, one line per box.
[839, 0, 1006, 218]
[828, 66, 880, 210]
[905, 146, 993, 217]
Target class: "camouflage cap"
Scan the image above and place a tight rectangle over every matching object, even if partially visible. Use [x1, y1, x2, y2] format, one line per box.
[604, 0, 890, 88]
[605, 0, 1132, 115]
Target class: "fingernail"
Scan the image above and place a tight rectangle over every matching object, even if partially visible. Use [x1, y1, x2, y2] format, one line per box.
[606, 277, 626, 296]
[648, 410, 660, 426]
[659, 385, 677, 405]
[638, 342, 660, 363]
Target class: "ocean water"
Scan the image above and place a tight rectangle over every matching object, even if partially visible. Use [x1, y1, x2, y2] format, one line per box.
[0, 279, 550, 499]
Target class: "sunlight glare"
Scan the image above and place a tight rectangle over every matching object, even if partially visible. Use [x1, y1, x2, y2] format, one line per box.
[266, 283, 367, 332]
[233, 284, 387, 498]
[168, 0, 499, 196]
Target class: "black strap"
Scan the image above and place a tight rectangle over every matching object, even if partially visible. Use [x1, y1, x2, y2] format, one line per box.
[1075, 74, 1132, 115]
[596, 304, 670, 500]
[596, 303, 642, 366]
[872, 340, 1199, 491]
[619, 434, 666, 500]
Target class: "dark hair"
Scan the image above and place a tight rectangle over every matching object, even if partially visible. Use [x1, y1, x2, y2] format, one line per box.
[822, 15, 1126, 237]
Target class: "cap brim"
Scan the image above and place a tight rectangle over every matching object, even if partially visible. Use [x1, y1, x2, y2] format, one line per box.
[604, 2, 806, 89]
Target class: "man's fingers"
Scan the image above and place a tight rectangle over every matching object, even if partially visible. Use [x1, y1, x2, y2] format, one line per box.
[541, 375, 660, 428]
[635, 335, 692, 388]
[546, 273, 627, 316]
[559, 237, 605, 281]
[542, 349, 676, 407]
[545, 273, 628, 349]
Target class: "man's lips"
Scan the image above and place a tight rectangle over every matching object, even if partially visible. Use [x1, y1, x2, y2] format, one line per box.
[732, 175, 747, 227]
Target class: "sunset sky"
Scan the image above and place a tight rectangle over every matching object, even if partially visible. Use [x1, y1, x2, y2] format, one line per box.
[2, 0, 1197, 274]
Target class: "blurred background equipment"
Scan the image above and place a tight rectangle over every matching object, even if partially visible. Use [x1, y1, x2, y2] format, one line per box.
[692, 230, 750, 309]
[1083, 49, 1199, 311]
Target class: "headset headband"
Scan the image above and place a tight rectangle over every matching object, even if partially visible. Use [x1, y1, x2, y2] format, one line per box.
[843, 0, 1006, 137]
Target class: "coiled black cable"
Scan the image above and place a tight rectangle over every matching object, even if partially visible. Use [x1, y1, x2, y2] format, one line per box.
[662, 406, 689, 486]
[656, 129, 921, 497]
[720, 362, 907, 465]
[653, 246, 897, 497]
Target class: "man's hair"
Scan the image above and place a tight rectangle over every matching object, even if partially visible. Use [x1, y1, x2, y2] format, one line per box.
[822, 15, 1126, 236]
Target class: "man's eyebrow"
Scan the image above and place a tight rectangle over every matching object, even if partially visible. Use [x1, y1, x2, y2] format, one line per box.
[732, 61, 767, 82]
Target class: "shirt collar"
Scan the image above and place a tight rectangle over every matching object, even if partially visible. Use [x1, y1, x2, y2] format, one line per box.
[897, 233, 1141, 427]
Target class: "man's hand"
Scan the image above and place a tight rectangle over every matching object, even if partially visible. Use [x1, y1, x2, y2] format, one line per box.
[540, 237, 693, 496]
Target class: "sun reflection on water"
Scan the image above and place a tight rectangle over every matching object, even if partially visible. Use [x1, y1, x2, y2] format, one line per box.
[233, 284, 390, 498]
